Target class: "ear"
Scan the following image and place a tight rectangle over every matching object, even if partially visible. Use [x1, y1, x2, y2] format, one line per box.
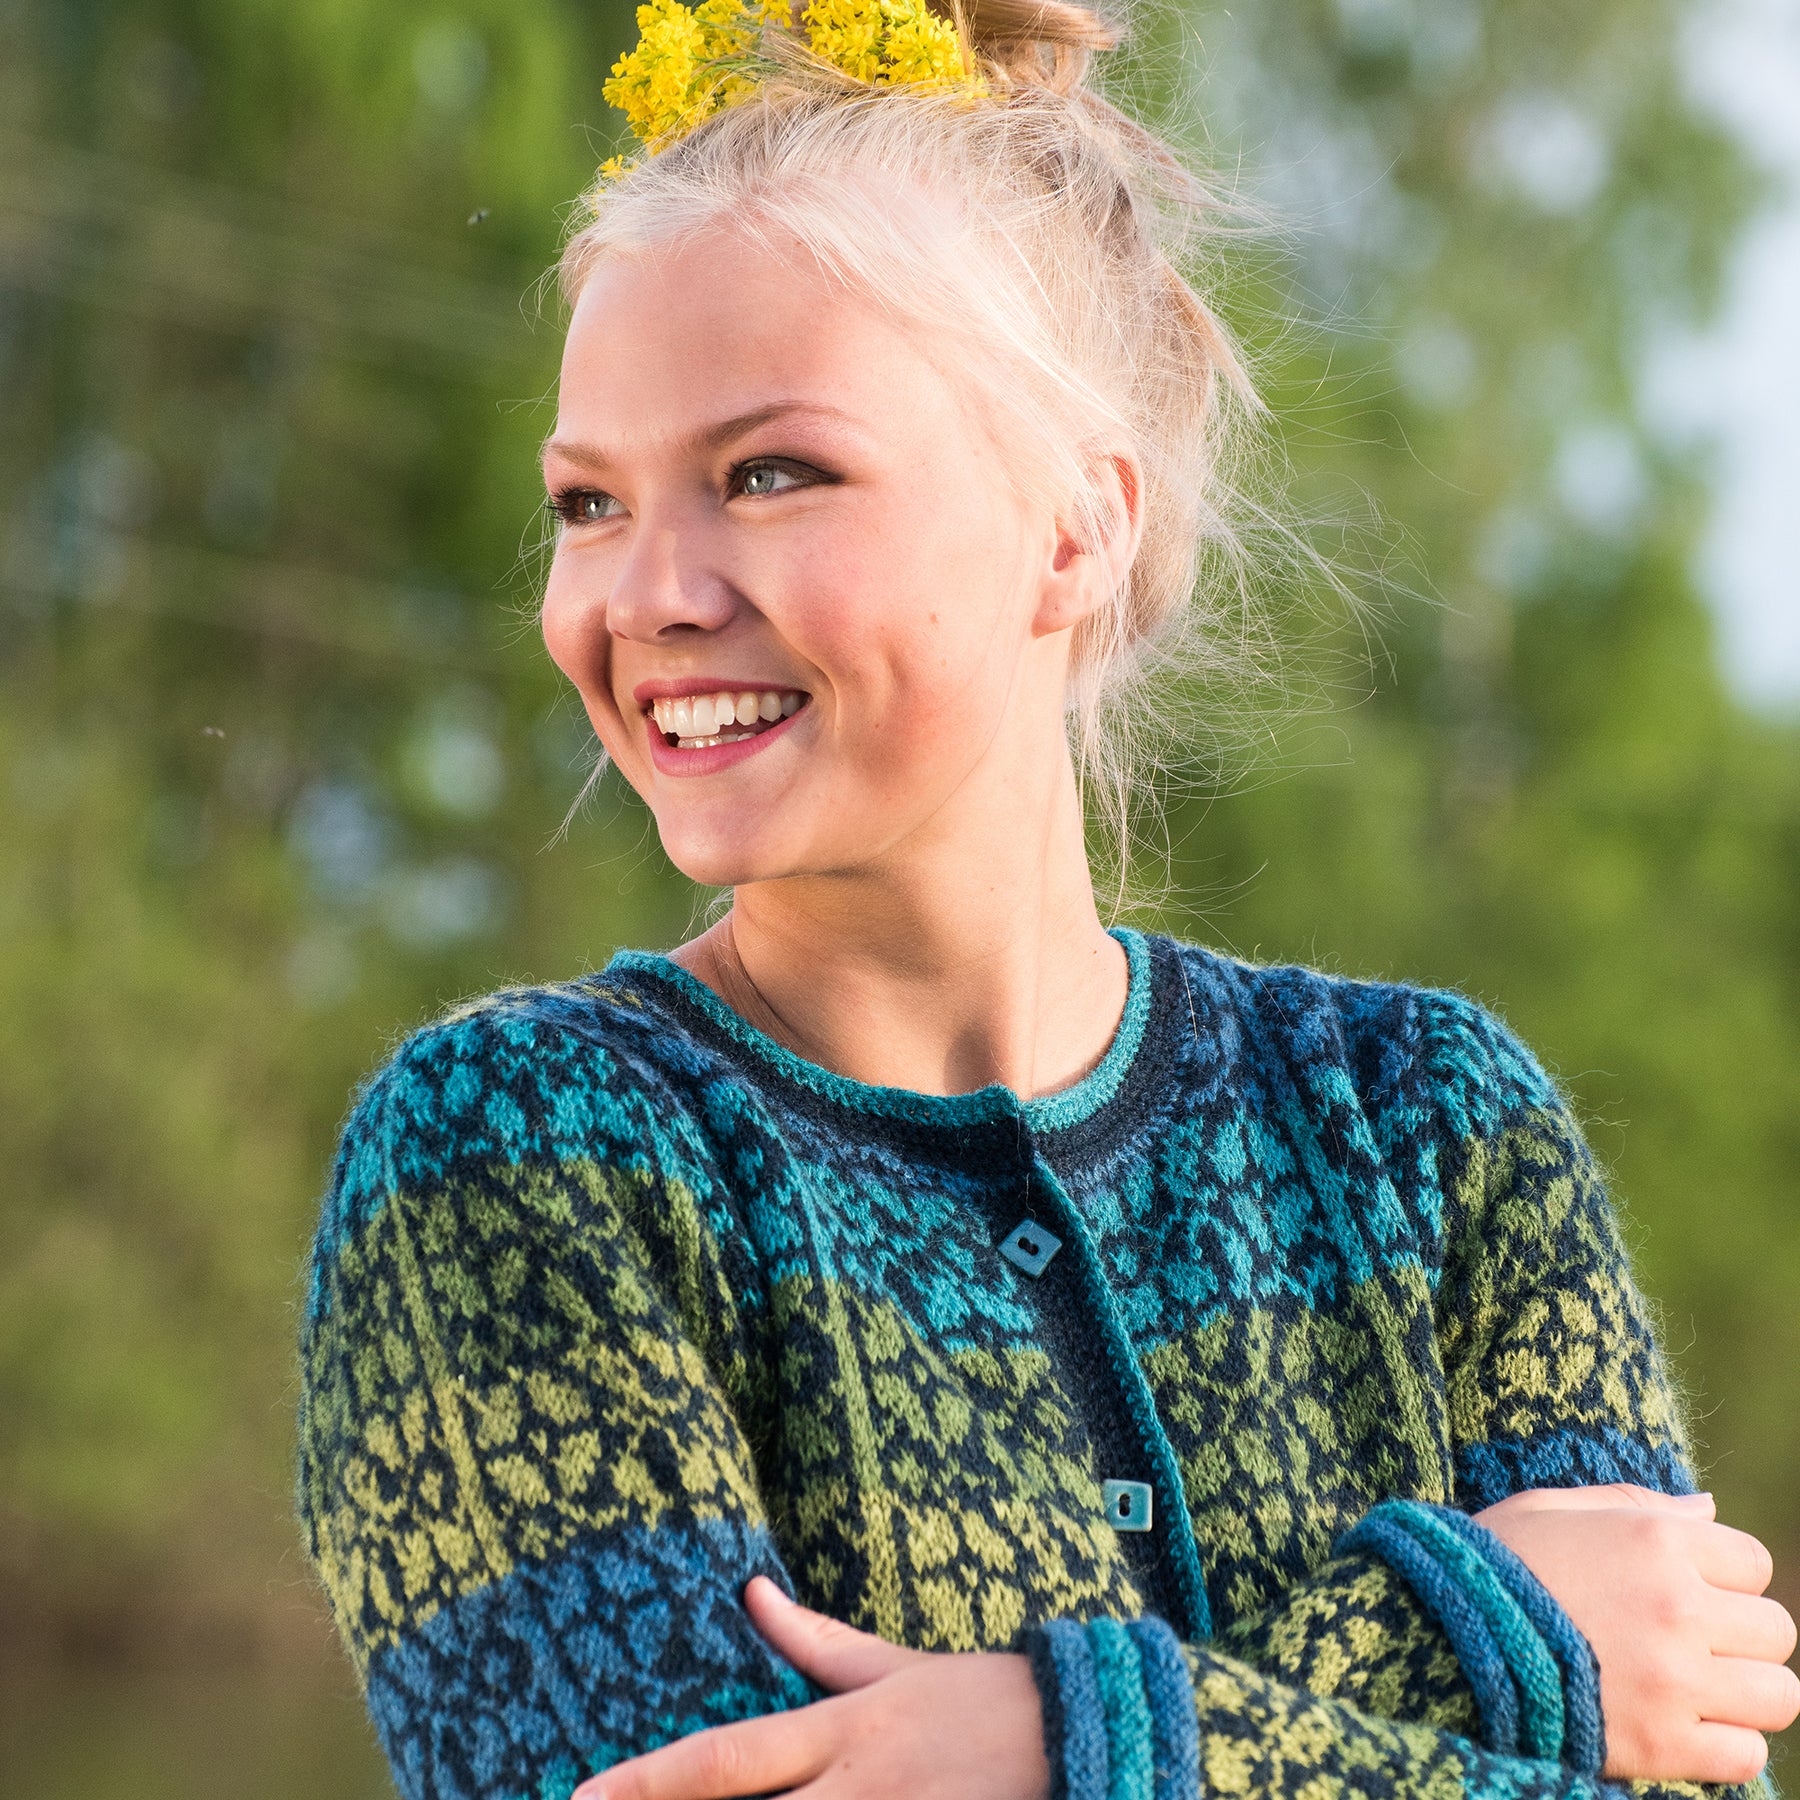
[1032, 447, 1145, 639]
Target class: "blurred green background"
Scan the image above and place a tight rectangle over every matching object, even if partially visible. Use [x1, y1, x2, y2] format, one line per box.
[2, 0, 1795, 1791]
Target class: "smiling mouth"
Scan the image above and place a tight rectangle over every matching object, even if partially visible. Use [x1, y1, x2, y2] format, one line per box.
[647, 687, 808, 750]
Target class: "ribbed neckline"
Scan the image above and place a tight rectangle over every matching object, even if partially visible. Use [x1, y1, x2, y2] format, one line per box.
[606, 926, 1155, 1134]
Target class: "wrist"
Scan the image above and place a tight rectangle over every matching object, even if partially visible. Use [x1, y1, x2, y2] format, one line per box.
[1337, 1498, 1605, 1772]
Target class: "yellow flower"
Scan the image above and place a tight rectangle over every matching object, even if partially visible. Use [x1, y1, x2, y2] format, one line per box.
[875, 0, 972, 88]
[600, 0, 985, 175]
[803, 0, 978, 90]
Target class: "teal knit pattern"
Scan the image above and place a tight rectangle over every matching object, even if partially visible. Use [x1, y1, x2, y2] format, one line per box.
[295, 928, 1771, 1800]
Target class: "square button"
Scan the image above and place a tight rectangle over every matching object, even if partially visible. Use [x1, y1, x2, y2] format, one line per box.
[998, 1219, 1062, 1278]
[1102, 1479, 1154, 1532]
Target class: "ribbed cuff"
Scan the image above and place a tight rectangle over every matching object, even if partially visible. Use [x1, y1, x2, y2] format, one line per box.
[1337, 1498, 1605, 1772]
[1023, 1617, 1201, 1800]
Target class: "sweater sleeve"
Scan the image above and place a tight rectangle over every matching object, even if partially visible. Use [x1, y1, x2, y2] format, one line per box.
[1021, 992, 1775, 1800]
[1029, 1620, 1758, 1800]
[295, 1007, 817, 1800]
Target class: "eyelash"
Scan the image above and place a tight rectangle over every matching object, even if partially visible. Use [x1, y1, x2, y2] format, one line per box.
[545, 457, 824, 526]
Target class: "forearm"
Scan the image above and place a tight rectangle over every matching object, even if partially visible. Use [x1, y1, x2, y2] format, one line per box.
[1029, 1615, 1775, 1800]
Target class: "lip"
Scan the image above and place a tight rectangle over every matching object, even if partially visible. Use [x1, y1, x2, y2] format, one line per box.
[643, 696, 810, 778]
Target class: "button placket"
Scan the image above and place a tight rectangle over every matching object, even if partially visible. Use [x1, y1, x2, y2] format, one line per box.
[1009, 1128, 1213, 1637]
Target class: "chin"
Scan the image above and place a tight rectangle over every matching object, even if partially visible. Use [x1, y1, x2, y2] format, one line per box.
[654, 818, 812, 890]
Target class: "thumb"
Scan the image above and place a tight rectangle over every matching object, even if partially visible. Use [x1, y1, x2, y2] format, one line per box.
[743, 1576, 919, 1691]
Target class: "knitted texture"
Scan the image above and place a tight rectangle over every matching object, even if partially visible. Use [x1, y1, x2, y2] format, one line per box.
[1022, 1616, 1182, 1800]
[1128, 1617, 1203, 1800]
[1338, 1497, 1608, 1765]
[296, 929, 1755, 1800]
[1397, 1503, 1566, 1755]
[1429, 1504, 1609, 1775]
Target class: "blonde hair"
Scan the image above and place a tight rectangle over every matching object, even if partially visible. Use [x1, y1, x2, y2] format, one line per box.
[552, 0, 1267, 865]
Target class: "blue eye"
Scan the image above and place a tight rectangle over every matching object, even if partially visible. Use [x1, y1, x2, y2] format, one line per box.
[735, 461, 807, 498]
[549, 488, 621, 525]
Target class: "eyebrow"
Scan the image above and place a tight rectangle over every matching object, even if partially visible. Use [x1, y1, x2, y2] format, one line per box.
[539, 401, 858, 472]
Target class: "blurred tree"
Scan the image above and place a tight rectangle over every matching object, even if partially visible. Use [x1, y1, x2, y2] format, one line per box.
[0, 0, 1793, 1786]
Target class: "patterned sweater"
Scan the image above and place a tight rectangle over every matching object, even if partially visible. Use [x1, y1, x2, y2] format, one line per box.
[296, 927, 1759, 1800]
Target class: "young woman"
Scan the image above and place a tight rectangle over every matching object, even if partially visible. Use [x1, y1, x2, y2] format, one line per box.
[295, 3, 1799, 1798]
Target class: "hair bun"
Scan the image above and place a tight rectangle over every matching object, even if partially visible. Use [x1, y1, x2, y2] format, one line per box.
[956, 0, 1119, 93]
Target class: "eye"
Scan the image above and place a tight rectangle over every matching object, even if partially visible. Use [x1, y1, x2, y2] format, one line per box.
[731, 459, 815, 499]
[547, 486, 623, 526]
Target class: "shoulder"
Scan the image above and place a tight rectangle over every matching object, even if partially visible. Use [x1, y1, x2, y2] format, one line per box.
[1151, 932, 1573, 1145]
[306, 965, 723, 1310]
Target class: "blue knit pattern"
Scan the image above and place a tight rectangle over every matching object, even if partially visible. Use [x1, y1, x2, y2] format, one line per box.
[1390, 1503, 1566, 1757]
[295, 928, 1764, 1800]
[1033, 1618, 1112, 1800]
[1127, 1619, 1202, 1800]
[1087, 1617, 1157, 1800]
[1337, 1509, 1522, 1753]
[1428, 1507, 1608, 1775]
[1340, 1498, 1610, 1769]
[1025, 1617, 1183, 1800]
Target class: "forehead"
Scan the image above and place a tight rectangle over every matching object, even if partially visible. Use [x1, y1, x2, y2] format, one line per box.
[554, 224, 942, 455]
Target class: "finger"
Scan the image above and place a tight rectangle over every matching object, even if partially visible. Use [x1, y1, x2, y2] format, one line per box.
[744, 1577, 917, 1691]
[1634, 1720, 1771, 1792]
[1694, 1522, 1777, 1595]
[572, 1702, 837, 1800]
[1700, 1656, 1800, 1735]
[1707, 1591, 1798, 1663]
[1661, 1723, 1771, 1786]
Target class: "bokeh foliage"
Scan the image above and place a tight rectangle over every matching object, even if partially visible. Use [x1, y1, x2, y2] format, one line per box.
[1, 0, 1794, 1788]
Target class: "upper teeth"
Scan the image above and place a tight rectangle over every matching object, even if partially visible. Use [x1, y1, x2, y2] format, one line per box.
[650, 689, 803, 741]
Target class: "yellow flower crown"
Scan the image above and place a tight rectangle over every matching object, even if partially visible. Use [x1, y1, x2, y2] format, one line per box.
[600, 0, 987, 173]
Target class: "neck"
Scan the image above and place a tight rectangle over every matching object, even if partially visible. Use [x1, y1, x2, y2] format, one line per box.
[670, 748, 1127, 1100]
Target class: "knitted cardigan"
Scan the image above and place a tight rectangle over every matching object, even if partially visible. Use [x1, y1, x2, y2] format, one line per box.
[296, 927, 1761, 1800]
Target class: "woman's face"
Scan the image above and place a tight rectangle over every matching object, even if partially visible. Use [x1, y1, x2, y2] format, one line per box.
[540, 221, 1091, 890]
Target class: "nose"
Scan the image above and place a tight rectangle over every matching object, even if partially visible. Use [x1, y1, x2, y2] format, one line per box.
[605, 519, 739, 645]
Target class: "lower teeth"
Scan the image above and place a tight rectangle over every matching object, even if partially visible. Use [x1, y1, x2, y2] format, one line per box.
[673, 727, 759, 749]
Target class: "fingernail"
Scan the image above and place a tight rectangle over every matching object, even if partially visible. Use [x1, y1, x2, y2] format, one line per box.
[1676, 1491, 1714, 1506]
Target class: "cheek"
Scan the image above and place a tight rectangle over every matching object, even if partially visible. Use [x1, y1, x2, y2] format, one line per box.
[540, 557, 610, 703]
[790, 491, 1024, 725]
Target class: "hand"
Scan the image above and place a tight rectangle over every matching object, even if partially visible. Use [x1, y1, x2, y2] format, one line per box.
[1475, 1485, 1799, 1783]
[571, 1576, 1051, 1800]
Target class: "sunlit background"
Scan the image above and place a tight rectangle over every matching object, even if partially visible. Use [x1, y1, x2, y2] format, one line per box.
[2, 0, 1796, 1792]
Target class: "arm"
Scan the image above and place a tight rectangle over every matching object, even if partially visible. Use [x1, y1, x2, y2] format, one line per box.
[567, 1568, 1764, 1800]
[296, 1010, 816, 1800]
[1028, 994, 1789, 1795]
